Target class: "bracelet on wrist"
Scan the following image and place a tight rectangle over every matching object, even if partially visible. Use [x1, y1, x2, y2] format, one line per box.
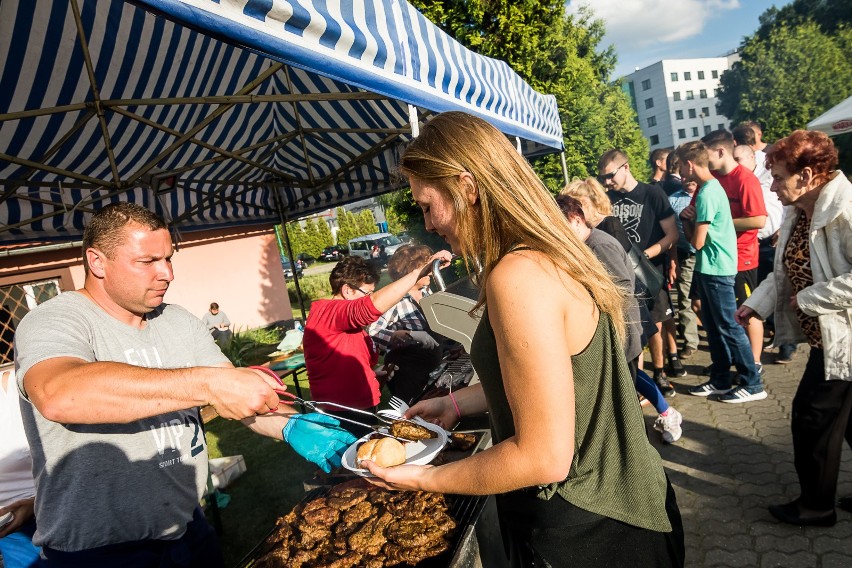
[448, 391, 461, 419]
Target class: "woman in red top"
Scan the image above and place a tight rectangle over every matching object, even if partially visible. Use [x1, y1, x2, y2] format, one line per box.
[303, 253, 450, 434]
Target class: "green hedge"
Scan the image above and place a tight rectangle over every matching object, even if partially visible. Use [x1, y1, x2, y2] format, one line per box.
[287, 273, 332, 305]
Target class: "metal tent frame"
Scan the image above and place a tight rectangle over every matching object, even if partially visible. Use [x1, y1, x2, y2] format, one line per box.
[0, 0, 565, 248]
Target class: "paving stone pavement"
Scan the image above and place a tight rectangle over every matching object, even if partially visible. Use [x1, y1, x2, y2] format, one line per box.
[643, 340, 852, 568]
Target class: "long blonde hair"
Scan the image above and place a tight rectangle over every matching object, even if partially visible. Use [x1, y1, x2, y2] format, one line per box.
[399, 112, 626, 336]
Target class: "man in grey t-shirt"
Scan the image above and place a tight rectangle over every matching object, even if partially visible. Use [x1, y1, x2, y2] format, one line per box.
[14, 203, 356, 566]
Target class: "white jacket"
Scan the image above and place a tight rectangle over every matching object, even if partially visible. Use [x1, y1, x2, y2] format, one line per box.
[744, 171, 852, 381]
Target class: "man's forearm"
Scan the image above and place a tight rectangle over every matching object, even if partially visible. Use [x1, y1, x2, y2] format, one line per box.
[25, 359, 220, 424]
[646, 234, 676, 259]
[242, 408, 295, 439]
[733, 215, 766, 231]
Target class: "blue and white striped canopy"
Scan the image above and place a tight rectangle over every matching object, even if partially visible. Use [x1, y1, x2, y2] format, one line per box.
[0, 0, 563, 244]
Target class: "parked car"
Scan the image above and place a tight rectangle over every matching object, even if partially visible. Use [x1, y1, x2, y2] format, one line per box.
[281, 255, 304, 279]
[297, 252, 316, 266]
[348, 233, 404, 267]
[320, 245, 349, 262]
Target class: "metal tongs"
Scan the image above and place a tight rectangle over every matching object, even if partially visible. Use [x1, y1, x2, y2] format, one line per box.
[248, 366, 415, 443]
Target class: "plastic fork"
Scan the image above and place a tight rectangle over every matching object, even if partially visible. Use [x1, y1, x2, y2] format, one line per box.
[388, 396, 410, 414]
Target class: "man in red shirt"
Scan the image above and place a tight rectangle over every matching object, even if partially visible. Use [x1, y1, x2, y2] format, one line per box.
[702, 129, 767, 372]
[304, 252, 451, 434]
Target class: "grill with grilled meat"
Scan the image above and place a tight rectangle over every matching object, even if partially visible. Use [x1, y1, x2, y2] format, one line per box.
[254, 479, 456, 568]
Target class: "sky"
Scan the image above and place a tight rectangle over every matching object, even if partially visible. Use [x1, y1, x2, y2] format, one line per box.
[565, 0, 785, 78]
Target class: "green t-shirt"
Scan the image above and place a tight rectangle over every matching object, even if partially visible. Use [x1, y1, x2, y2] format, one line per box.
[695, 179, 738, 276]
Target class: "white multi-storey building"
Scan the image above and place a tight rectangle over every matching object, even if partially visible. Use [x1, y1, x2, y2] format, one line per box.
[621, 54, 740, 151]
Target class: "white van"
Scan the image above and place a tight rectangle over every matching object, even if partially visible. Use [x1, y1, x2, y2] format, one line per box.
[347, 233, 405, 262]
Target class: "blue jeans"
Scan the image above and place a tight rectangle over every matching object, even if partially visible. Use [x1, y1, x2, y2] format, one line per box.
[0, 518, 45, 568]
[695, 273, 761, 390]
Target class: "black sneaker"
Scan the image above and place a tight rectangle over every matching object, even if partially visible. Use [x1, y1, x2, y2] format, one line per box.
[654, 374, 677, 398]
[666, 358, 687, 377]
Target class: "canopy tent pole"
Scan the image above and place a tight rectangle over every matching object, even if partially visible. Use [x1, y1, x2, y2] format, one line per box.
[560, 152, 569, 185]
[271, 185, 308, 325]
[408, 104, 419, 138]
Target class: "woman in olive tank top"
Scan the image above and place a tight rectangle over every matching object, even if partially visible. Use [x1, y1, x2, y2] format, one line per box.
[363, 112, 684, 567]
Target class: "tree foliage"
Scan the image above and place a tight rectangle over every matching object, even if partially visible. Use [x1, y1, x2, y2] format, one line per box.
[384, 0, 650, 241]
[717, 12, 852, 172]
[754, 0, 852, 39]
[409, 0, 649, 189]
[356, 210, 378, 235]
[718, 23, 852, 140]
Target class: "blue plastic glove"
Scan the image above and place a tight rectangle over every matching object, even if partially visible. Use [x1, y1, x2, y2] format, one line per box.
[282, 413, 358, 473]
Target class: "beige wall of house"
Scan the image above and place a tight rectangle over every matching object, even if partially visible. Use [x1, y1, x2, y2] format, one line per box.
[0, 226, 292, 332]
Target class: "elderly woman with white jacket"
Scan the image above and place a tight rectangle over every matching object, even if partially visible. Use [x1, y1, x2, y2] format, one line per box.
[735, 130, 852, 528]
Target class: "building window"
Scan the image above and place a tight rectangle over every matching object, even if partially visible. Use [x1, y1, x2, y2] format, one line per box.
[675, 110, 684, 120]
[692, 127, 699, 137]
[647, 116, 657, 127]
[686, 90, 694, 100]
[702, 106, 710, 116]
[684, 71, 692, 80]
[699, 89, 708, 99]
[718, 123, 725, 130]
[650, 134, 660, 145]
[644, 97, 654, 109]
[698, 71, 705, 80]
[678, 129, 686, 139]
[688, 109, 697, 119]
[671, 72, 678, 82]
[712, 70, 719, 79]
[714, 88, 720, 96]
[704, 125, 712, 135]
[641, 79, 651, 91]
[673, 92, 681, 101]
[1, 279, 61, 365]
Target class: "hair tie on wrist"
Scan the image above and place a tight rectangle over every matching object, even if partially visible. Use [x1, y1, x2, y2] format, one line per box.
[448, 390, 461, 419]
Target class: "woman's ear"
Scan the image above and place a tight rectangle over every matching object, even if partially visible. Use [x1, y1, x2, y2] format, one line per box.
[799, 166, 814, 188]
[459, 172, 479, 205]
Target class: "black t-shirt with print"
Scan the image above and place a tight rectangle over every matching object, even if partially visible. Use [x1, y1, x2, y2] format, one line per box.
[606, 181, 675, 267]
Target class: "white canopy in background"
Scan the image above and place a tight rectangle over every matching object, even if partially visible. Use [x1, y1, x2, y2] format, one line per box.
[808, 95, 852, 137]
[0, 0, 563, 244]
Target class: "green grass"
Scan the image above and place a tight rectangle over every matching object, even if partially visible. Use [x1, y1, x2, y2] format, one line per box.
[205, 370, 317, 567]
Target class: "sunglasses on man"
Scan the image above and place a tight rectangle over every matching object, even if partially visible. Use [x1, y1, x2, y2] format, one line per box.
[597, 162, 627, 184]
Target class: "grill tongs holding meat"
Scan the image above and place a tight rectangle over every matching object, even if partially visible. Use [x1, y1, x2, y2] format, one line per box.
[249, 366, 416, 443]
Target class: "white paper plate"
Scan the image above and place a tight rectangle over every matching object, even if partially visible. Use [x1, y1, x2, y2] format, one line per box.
[341, 419, 448, 477]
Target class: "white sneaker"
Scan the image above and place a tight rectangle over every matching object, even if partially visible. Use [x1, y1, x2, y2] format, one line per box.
[653, 408, 683, 443]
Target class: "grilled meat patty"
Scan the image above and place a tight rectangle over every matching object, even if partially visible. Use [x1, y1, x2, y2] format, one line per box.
[389, 420, 436, 441]
[256, 478, 456, 567]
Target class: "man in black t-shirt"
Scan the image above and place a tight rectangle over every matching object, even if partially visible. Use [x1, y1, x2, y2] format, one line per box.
[598, 149, 683, 395]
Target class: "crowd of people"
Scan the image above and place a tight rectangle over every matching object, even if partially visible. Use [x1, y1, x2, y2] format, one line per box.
[3, 109, 850, 567]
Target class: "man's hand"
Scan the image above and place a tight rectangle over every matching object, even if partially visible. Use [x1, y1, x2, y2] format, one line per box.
[282, 413, 358, 473]
[207, 367, 282, 420]
[680, 205, 696, 221]
[0, 497, 35, 539]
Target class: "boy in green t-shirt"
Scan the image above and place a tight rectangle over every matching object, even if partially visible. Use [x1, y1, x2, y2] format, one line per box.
[676, 141, 766, 403]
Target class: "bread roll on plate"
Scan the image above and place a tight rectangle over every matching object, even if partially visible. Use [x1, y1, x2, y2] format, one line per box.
[356, 437, 406, 468]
